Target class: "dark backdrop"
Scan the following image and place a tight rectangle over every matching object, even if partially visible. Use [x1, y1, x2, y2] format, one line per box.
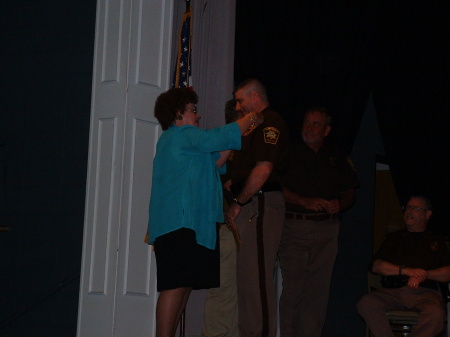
[235, 0, 450, 235]
[1, 0, 449, 336]
[0, 1, 96, 335]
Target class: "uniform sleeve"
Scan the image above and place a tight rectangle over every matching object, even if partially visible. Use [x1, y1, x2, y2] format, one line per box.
[252, 118, 286, 163]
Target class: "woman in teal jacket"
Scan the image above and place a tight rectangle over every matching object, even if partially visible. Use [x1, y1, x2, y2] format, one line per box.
[148, 88, 262, 337]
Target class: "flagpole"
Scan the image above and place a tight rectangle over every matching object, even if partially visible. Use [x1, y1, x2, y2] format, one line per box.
[179, 0, 189, 332]
[174, 4, 191, 337]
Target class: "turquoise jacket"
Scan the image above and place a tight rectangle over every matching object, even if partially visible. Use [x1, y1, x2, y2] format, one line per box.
[148, 122, 241, 250]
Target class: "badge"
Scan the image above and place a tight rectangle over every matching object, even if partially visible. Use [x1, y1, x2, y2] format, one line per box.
[430, 241, 439, 252]
[263, 127, 280, 144]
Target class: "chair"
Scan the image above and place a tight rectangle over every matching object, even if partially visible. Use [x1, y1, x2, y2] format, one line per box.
[384, 310, 418, 337]
[366, 272, 446, 337]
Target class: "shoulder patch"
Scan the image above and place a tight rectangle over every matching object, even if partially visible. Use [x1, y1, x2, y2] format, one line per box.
[263, 127, 280, 144]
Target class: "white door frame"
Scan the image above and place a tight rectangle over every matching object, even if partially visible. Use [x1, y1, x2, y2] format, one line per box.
[77, 1, 236, 336]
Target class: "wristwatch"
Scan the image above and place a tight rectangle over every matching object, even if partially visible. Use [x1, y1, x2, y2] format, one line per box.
[233, 197, 247, 207]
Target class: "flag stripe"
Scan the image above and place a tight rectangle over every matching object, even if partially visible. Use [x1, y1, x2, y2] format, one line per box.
[172, 7, 192, 89]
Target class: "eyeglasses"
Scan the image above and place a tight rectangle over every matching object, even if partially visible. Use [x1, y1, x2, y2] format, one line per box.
[402, 205, 427, 213]
[185, 106, 197, 114]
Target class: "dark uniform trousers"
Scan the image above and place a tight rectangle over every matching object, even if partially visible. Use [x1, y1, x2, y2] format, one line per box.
[278, 215, 340, 337]
[235, 191, 285, 337]
[357, 286, 446, 337]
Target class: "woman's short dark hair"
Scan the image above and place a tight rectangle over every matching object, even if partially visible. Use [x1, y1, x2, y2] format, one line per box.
[154, 88, 198, 130]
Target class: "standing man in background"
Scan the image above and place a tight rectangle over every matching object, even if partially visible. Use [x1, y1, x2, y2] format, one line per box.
[202, 99, 242, 337]
[278, 106, 358, 337]
[225, 79, 290, 337]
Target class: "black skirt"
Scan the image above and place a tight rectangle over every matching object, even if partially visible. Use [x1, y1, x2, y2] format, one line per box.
[154, 227, 220, 292]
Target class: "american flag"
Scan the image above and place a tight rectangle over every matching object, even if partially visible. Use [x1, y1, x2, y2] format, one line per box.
[172, 6, 192, 89]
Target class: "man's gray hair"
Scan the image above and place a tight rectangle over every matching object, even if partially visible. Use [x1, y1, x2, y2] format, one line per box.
[409, 195, 433, 211]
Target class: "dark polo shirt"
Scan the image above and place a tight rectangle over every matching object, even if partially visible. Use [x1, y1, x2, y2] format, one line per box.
[283, 139, 359, 213]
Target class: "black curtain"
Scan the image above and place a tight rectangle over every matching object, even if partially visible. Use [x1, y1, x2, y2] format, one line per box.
[235, 0, 450, 235]
[0, 1, 95, 334]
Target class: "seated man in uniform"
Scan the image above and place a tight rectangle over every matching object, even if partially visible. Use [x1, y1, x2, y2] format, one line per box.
[357, 195, 450, 337]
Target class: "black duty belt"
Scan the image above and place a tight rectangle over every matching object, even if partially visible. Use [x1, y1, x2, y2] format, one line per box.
[285, 212, 336, 221]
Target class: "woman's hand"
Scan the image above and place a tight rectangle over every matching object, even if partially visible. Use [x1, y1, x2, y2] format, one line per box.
[248, 112, 264, 127]
[236, 112, 264, 135]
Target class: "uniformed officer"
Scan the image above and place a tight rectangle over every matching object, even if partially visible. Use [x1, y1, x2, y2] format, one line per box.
[357, 196, 450, 337]
[225, 78, 290, 337]
[278, 106, 359, 337]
